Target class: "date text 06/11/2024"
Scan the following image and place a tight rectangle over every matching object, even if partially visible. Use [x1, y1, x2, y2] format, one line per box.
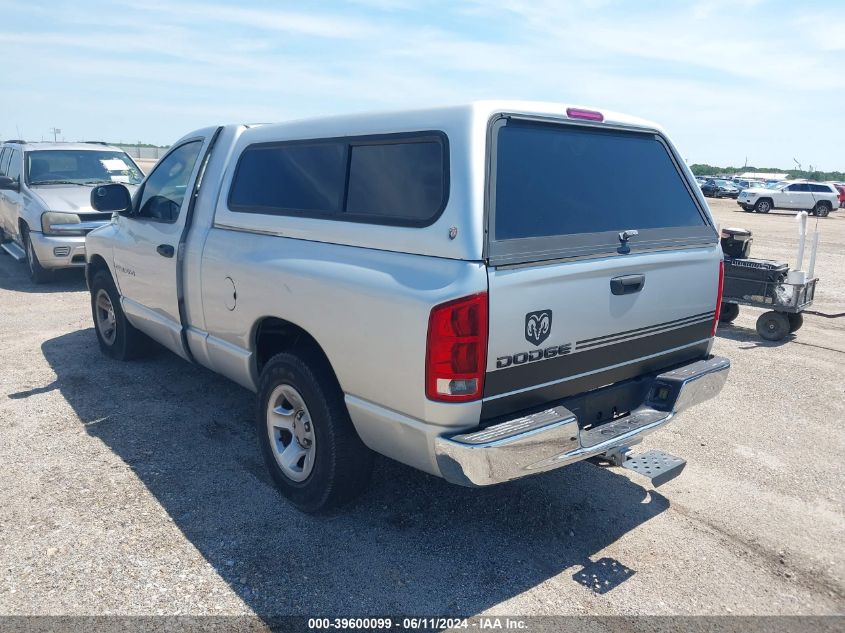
[307, 617, 529, 630]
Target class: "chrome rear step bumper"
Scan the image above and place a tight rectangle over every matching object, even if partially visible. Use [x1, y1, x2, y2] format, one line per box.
[435, 355, 730, 486]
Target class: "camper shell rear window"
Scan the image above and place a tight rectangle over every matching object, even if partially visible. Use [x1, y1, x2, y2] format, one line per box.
[487, 117, 714, 265]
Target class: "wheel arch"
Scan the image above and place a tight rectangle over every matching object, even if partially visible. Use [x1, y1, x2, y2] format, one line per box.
[252, 316, 341, 388]
[86, 254, 111, 288]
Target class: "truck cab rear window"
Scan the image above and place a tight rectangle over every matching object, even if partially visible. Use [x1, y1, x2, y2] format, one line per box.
[493, 121, 706, 241]
[228, 133, 448, 226]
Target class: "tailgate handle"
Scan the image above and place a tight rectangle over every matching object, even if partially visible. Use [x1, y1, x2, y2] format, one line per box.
[610, 274, 645, 295]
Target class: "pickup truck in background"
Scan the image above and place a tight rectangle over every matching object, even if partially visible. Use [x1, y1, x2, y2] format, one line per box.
[85, 102, 730, 513]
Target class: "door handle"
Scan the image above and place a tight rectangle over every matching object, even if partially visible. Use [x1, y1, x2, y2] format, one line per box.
[156, 244, 175, 258]
[610, 274, 645, 295]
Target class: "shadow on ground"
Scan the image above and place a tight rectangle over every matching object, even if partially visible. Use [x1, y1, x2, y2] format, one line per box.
[0, 253, 86, 293]
[716, 322, 793, 348]
[37, 328, 669, 616]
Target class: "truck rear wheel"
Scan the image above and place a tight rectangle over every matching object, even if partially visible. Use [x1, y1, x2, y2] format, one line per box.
[756, 311, 790, 341]
[90, 269, 149, 360]
[256, 351, 374, 513]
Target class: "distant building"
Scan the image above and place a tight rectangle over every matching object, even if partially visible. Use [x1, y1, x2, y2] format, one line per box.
[739, 172, 788, 181]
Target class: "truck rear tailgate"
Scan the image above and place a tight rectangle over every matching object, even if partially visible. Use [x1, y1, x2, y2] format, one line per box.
[482, 114, 720, 419]
[484, 249, 718, 418]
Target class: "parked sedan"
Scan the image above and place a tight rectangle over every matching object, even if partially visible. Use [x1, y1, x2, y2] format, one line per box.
[701, 179, 740, 198]
[732, 179, 765, 191]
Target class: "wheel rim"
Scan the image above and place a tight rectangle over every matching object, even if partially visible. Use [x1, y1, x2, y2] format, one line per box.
[759, 201, 770, 212]
[95, 289, 117, 345]
[266, 384, 316, 482]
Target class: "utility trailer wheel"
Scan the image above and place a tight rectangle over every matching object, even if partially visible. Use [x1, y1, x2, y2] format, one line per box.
[787, 312, 804, 332]
[756, 311, 790, 341]
[719, 302, 739, 323]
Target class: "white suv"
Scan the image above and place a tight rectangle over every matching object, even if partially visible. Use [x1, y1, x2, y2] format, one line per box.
[737, 181, 839, 216]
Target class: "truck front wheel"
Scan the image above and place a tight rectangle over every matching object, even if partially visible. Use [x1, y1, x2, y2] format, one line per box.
[90, 270, 149, 360]
[257, 351, 374, 513]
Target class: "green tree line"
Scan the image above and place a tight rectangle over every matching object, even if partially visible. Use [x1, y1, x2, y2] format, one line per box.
[689, 163, 844, 182]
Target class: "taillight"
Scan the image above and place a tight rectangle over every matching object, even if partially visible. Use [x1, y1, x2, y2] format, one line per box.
[426, 293, 488, 402]
[712, 259, 724, 336]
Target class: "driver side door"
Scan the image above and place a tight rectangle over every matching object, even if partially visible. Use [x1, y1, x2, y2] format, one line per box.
[112, 133, 214, 358]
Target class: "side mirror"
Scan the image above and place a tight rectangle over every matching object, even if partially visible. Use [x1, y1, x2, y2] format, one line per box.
[0, 176, 19, 192]
[91, 183, 132, 214]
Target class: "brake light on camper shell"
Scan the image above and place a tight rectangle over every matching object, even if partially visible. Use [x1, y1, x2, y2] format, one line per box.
[566, 108, 604, 122]
[426, 293, 488, 402]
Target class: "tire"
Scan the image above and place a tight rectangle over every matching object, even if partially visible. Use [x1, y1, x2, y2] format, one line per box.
[90, 269, 149, 360]
[756, 311, 790, 341]
[787, 312, 804, 333]
[719, 302, 739, 323]
[23, 228, 52, 284]
[754, 199, 772, 214]
[813, 202, 831, 218]
[256, 351, 374, 513]
[742, 205, 754, 213]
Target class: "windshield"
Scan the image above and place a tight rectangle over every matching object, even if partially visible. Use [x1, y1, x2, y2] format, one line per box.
[26, 150, 144, 185]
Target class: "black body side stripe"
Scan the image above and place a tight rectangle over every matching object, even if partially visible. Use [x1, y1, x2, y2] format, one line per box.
[576, 313, 713, 350]
[576, 311, 714, 347]
[484, 319, 712, 398]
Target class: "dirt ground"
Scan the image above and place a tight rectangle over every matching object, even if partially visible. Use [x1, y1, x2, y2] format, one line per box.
[0, 198, 842, 620]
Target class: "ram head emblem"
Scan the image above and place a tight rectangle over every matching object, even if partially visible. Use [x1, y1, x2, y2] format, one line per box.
[525, 310, 553, 346]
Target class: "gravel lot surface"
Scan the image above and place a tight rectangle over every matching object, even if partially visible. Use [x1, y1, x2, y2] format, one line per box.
[0, 198, 843, 619]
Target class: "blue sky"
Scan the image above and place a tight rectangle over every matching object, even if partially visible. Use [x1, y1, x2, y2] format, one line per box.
[1, 0, 842, 168]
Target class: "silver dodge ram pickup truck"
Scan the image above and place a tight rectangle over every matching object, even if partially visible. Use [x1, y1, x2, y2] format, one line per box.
[85, 101, 730, 512]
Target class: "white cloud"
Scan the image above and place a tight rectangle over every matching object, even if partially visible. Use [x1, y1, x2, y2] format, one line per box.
[0, 0, 842, 165]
